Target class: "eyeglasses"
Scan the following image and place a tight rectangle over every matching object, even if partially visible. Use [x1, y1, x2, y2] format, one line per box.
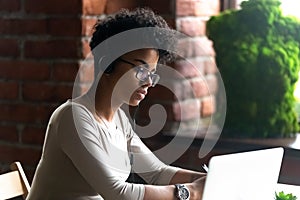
[117, 58, 160, 87]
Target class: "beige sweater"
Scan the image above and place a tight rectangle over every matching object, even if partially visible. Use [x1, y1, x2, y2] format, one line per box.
[27, 100, 179, 200]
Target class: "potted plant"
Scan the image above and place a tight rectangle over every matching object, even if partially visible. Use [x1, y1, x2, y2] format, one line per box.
[206, 0, 300, 138]
[276, 191, 297, 200]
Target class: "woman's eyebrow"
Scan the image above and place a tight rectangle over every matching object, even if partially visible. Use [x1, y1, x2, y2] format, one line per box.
[134, 59, 156, 72]
[134, 59, 148, 66]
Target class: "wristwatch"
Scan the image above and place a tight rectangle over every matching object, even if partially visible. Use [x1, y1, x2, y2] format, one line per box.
[175, 184, 190, 200]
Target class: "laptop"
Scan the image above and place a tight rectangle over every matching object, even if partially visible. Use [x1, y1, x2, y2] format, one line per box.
[202, 147, 284, 200]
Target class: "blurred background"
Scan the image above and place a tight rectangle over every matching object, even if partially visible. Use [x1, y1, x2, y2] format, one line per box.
[0, 0, 299, 186]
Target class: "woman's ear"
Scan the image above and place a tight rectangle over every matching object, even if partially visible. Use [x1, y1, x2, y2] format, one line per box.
[104, 61, 116, 74]
[98, 55, 116, 74]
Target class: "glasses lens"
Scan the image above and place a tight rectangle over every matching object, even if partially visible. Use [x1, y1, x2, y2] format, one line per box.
[136, 68, 147, 81]
[138, 67, 149, 81]
[136, 67, 160, 87]
[151, 74, 160, 87]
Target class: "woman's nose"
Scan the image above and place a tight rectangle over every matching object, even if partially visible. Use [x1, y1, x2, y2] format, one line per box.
[143, 75, 153, 87]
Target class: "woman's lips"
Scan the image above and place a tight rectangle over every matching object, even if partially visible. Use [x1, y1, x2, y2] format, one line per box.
[137, 89, 147, 95]
[135, 89, 147, 100]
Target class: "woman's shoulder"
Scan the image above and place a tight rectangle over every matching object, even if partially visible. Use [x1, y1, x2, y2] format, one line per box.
[53, 99, 88, 113]
[50, 99, 94, 123]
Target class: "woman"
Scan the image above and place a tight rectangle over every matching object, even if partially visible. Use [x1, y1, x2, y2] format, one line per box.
[27, 7, 206, 200]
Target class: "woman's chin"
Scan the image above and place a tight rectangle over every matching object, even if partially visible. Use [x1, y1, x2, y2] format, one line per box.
[129, 99, 141, 106]
[128, 93, 145, 106]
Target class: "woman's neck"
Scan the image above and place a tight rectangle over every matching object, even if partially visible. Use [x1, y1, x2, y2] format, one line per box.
[86, 84, 121, 122]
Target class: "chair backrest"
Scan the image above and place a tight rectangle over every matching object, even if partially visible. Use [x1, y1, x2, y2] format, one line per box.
[0, 161, 31, 199]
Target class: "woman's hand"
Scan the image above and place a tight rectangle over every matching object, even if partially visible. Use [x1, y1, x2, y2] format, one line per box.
[186, 176, 206, 200]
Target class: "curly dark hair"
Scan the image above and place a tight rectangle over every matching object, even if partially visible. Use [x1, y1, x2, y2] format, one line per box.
[89, 7, 177, 75]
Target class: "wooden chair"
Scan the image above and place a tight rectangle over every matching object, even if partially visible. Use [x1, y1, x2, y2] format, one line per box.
[0, 161, 31, 199]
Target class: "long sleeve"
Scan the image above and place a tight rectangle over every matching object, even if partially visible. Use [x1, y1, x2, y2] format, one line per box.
[57, 103, 145, 200]
[116, 109, 180, 185]
[130, 133, 180, 185]
[27, 101, 179, 200]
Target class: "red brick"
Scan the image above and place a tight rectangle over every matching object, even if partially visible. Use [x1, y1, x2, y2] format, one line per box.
[0, 0, 20, 12]
[177, 37, 215, 57]
[0, 18, 81, 37]
[172, 99, 201, 121]
[195, 0, 220, 16]
[0, 125, 18, 142]
[190, 78, 210, 98]
[22, 82, 73, 102]
[172, 58, 205, 78]
[78, 60, 94, 83]
[201, 96, 215, 117]
[52, 62, 79, 81]
[177, 17, 206, 36]
[206, 74, 218, 95]
[204, 58, 218, 74]
[0, 38, 19, 57]
[0, 19, 47, 35]
[48, 18, 82, 37]
[24, 39, 79, 59]
[0, 60, 50, 80]
[82, 0, 107, 15]
[22, 126, 46, 145]
[176, 39, 194, 58]
[0, 103, 54, 123]
[0, 144, 41, 166]
[193, 37, 215, 56]
[0, 81, 19, 99]
[175, 80, 198, 100]
[105, 0, 140, 14]
[82, 18, 97, 36]
[25, 0, 81, 15]
[176, 0, 220, 17]
[176, 0, 199, 16]
[82, 39, 92, 58]
[143, 0, 173, 15]
[205, 0, 220, 16]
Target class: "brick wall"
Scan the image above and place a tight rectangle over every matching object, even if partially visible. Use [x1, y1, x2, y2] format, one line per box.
[0, 0, 220, 181]
[0, 0, 84, 179]
[136, 0, 220, 137]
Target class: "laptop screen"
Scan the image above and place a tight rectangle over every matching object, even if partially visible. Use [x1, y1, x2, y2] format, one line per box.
[202, 147, 284, 200]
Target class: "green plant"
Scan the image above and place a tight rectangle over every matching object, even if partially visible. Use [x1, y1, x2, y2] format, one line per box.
[275, 191, 297, 200]
[207, 0, 300, 138]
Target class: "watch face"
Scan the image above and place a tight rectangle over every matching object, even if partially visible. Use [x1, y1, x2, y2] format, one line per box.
[179, 187, 189, 199]
[176, 184, 190, 200]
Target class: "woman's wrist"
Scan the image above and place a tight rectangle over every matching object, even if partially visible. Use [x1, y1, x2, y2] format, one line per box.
[186, 183, 200, 200]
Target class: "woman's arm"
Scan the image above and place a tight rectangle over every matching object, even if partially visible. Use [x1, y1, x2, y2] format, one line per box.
[144, 185, 177, 200]
[169, 169, 206, 184]
[121, 110, 206, 199]
[127, 132, 207, 199]
[143, 175, 206, 200]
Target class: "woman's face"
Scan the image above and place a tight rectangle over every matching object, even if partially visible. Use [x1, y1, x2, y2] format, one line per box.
[109, 48, 159, 106]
